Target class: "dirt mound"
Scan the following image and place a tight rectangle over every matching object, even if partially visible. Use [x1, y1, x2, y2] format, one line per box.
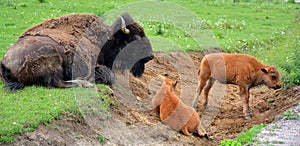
[124, 50, 300, 145]
[10, 113, 100, 146]
[9, 50, 300, 146]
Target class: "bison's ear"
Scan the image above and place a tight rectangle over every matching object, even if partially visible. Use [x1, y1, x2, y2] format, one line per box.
[261, 68, 268, 74]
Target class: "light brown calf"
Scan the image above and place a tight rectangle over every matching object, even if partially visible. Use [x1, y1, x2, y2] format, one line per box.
[193, 53, 281, 119]
[152, 78, 208, 138]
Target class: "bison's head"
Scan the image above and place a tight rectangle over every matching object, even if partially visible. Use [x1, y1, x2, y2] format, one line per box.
[98, 13, 154, 77]
[261, 66, 281, 90]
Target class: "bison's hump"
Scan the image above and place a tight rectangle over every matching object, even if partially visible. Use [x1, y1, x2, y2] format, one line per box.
[22, 14, 100, 37]
[20, 14, 109, 53]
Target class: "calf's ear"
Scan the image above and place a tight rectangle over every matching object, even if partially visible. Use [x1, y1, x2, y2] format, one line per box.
[172, 81, 177, 87]
[261, 68, 268, 74]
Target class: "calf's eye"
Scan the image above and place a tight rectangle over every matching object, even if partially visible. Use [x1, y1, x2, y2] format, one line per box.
[271, 76, 277, 80]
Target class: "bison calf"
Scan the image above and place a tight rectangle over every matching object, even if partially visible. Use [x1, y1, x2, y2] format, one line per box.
[153, 78, 208, 138]
[193, 53, 281, 119]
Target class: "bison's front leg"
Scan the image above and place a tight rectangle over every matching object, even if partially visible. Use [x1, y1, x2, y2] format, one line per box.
[95, 65, 115, 85]
[239, 85, 252, 119]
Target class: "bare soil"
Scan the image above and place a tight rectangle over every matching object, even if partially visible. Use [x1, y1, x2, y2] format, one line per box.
[8, 50, 300, 146]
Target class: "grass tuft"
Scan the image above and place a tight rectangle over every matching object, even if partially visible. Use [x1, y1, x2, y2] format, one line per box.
[220, 124, 266, 146]
[97, 134, 107, 143]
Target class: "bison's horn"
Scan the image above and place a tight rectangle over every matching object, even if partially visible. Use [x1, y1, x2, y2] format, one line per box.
[120, 16, 130, 34]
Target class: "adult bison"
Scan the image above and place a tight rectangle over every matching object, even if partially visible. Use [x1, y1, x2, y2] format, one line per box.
[0, 13, 154, 90]
[193, 53, 281, 119]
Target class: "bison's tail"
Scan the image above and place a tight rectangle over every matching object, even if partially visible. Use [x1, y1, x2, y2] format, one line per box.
[0, 63, 24, 90]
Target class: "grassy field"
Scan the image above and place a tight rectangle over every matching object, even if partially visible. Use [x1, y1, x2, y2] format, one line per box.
[0, 0, 299, 144]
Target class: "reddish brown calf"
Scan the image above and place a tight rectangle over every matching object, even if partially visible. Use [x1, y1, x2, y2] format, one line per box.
[193, 53, 281, 119]
[153, 78, 208, 138]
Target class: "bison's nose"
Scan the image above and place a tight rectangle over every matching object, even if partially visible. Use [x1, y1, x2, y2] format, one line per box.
[149, 53, 154, 60]
[144, 54, 154, 62]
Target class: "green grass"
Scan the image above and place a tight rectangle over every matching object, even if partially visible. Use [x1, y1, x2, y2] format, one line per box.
[220, 124, 267, 146]
[0, 83, 112, 143]
[0, 0, 299, 144]
[281, 109, 300, 120]
[0, 85, 76, 143]
[97, 134, 107, 143]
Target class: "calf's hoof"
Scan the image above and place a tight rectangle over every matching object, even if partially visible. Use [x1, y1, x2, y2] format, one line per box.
[192, 132, 209, 139]
[204, 106, 211, 112]
[244, 112, 253, 119]
[192, 104, 198, 109]
[204, 133, 209, 139]
[192, 101, 198, 109]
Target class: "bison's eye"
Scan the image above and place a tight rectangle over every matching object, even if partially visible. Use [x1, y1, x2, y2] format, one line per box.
[271, 76, 277, 80]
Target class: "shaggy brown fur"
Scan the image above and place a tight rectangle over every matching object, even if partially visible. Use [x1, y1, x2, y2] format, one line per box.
[153, 78, 208, 138]
[0, 13, 153, 90]
[193, 53, 281, 119]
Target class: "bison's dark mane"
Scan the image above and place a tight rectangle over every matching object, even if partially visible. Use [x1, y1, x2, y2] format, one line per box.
[97, 13, 152, 77]
[98, 22, 146, 68]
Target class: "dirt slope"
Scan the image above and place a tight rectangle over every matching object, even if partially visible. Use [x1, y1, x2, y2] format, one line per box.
[9, 50, 300, 146]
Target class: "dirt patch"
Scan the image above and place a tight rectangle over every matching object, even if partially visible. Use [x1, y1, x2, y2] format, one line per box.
[9, 113, 101, 146]
[123, 50, 300, 145]
[9, 50, 300, 146]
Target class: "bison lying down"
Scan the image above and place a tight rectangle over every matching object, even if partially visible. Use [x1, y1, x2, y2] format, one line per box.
[193, 53, 281, 119]
[153, 78, 208, 138]
[0, 13, 154, 90]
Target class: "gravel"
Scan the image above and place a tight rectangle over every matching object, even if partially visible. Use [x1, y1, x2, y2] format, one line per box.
[255, 103, 300, 146]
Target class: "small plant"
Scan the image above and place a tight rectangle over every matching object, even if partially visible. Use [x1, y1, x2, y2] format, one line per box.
[220, 139, 242, 146]
[236, 124, 266, 145]
[155, 24, 164, 35]
[271, 125, 281, 129]
[278, 38, 300, 89]
[97, 135, 106, 143]
[267, 99, 275, 103]
[18, 2, 26, 7]
[37, 0, 46, 3]
[4, 22, 15, 27]
[221, 124, 266, 146]
[281, 109, 300, 120]
[214, 31, 225, 39]
[287, 0, 295, 3]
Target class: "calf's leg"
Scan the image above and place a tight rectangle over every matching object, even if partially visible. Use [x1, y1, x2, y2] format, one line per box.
[181, 126, 192, 136]
[239, 85, 252, 119]
[193, 63, 211, 109]
[196, 124, 209, 139]
[202, 78, 215, 108]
